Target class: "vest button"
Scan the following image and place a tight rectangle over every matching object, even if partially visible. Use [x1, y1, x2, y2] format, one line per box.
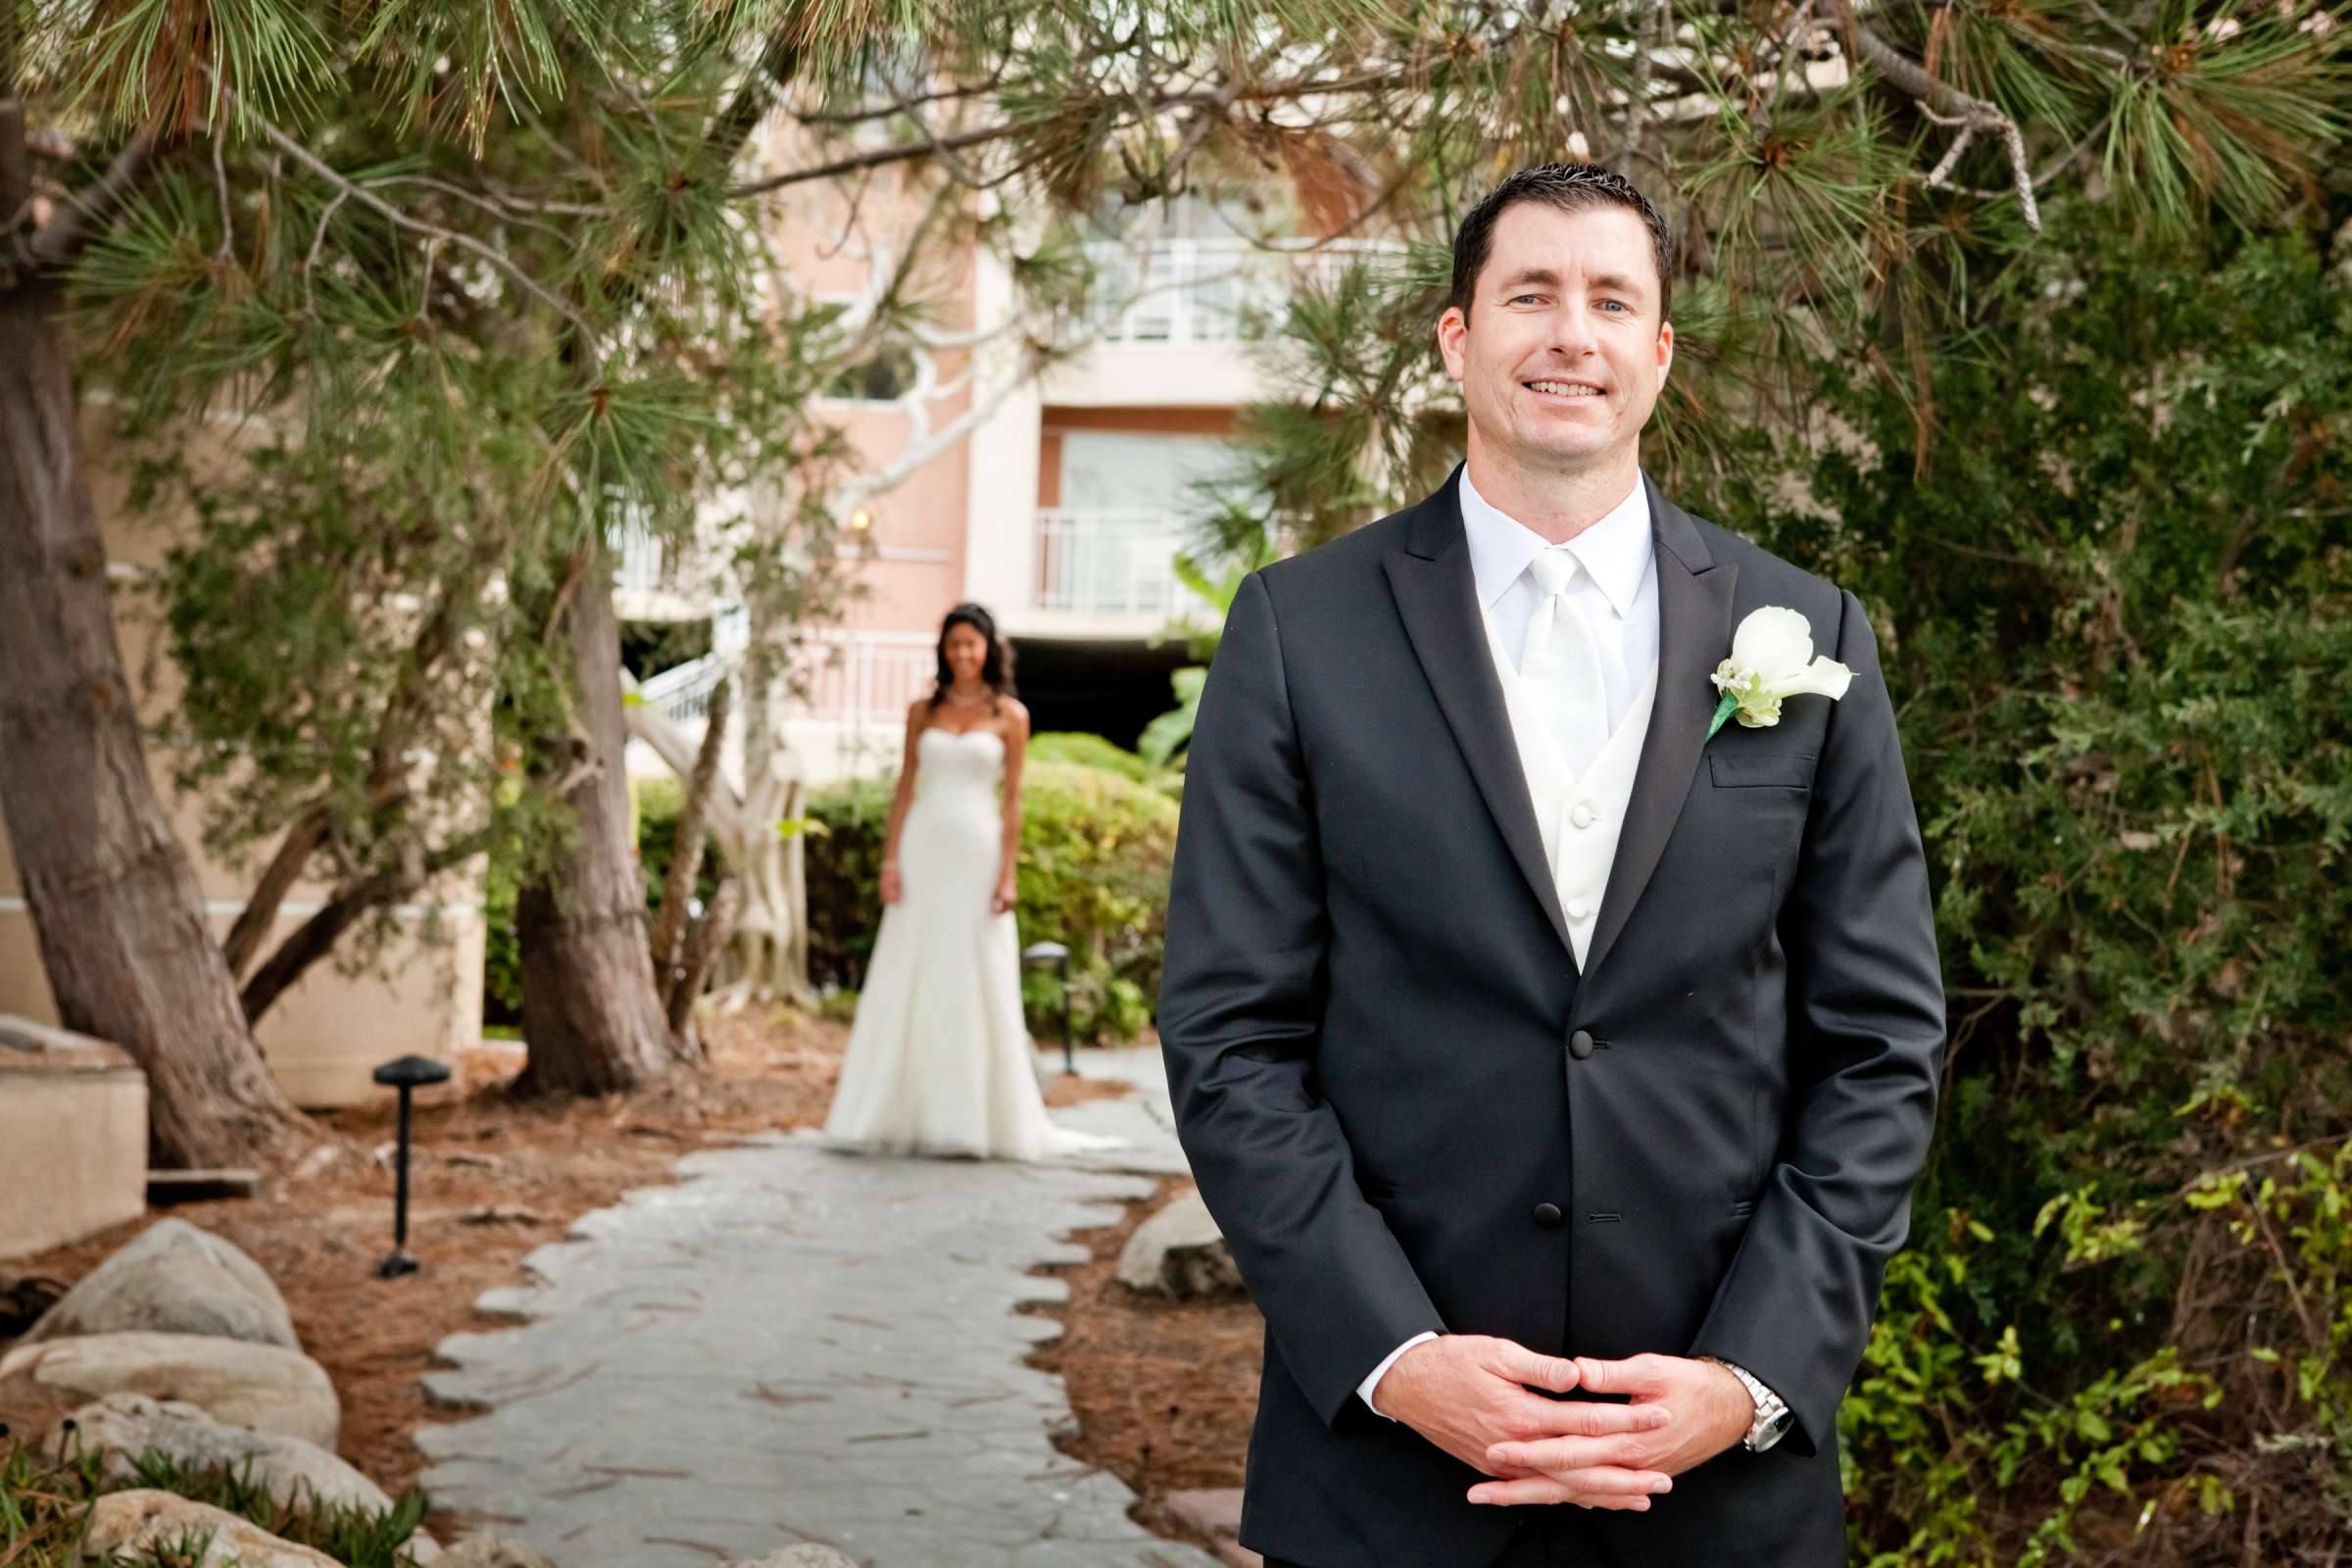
[1568, 1029, 1596, 1059]
[1565, 899, 1591, 921]
[1570, 803, 1596, 829]
[1533, 1202, 1565, 1229]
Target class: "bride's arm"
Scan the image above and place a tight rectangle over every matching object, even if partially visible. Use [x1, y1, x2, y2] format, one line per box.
[878, 700, 926, 905]
[992, 701, 1030, 913]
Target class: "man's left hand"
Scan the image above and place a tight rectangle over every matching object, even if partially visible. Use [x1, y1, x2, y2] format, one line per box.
[1470, 1354, 1753, 1507]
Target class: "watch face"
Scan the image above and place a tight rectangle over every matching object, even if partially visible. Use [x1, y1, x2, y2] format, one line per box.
[1753, 1410, 1793, 1451]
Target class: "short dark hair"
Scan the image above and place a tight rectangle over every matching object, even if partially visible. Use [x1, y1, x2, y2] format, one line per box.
[1448, 163, 1675, 322]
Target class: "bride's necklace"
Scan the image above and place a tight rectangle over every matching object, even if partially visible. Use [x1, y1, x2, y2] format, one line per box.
[943, 686, 991, 708]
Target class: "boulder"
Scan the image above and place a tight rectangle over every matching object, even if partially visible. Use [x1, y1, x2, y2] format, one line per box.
[435, 1540, 560, 1568]
[43, 1393, 388, 1513]
[1116, 1190, 1246, 1298]
[21, 1218, 299, 1351]
[79, 1490, 345, 1567]
[0, 1332, 338, 1448]
[723, 1550, 860, 1568]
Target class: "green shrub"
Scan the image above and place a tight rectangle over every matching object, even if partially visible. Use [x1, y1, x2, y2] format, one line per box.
[1028, 731, 1180, 795]
[479, 772, 718, 1027]
[0, 1433, 432, 1567]
[634, 772, 724, 917]
[805, 760, 1178, 1045]
[1696, 201, 2352, 1564]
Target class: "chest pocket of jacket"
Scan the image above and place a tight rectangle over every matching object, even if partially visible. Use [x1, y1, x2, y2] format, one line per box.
[1707, 752, 1816, 791]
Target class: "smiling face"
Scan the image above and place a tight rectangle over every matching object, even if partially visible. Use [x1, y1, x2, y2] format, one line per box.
[1438, 200, 1674, 488]
[943, 622, 989, 685]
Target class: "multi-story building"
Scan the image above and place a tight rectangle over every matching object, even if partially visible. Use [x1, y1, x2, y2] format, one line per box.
[627, 182, 1376, 781]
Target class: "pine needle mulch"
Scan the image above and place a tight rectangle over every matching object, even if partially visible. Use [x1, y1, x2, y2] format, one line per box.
[1020, 1173, 1263, 1529]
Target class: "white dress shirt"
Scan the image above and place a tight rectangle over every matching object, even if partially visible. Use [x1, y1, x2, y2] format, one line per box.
[1460, 466, 1658, 696]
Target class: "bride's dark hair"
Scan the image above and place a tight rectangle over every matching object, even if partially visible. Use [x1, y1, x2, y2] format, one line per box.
[930, 602, 1016, 709]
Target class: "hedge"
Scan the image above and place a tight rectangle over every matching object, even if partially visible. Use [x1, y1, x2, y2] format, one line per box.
[805, 756, 1178, 1045]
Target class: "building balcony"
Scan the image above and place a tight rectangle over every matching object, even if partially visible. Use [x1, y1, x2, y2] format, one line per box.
[1044, 238, 1395, 409]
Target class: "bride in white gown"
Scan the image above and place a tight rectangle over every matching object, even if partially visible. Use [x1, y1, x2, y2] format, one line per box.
[822, 604, 1123, 1162]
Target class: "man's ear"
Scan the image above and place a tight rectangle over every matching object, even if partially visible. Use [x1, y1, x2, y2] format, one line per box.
[1655, 319, 1675, 383]
[1437, 305, 1469, 383]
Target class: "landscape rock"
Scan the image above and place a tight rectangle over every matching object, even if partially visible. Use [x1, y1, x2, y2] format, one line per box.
[21, 1217, 299, 1351]
[43, 1393, 388, 1512]
[722, 1550, 860, 1568]
[1116, 1190, 1246, 1298]
[435, 1539, 560, 1568]
[0, 1331, 338, 1448]
[79, 1490, 344, 1567]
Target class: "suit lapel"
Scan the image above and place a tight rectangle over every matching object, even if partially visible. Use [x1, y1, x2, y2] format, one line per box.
[1584, 477, 1739, 977]
[1381, 472, 1577, 962]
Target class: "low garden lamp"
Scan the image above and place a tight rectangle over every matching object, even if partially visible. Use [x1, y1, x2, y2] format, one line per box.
[1021, 941, 1076, 1076]
[370, 1054, 452, 1279]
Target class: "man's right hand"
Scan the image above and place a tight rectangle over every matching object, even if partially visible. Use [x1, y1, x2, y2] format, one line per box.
[1372, 1336, 1676, 1511]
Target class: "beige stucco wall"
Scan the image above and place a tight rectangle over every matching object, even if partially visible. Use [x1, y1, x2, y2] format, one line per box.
[0, 401, 484, 1110]
[0, 1018, 149, 1261]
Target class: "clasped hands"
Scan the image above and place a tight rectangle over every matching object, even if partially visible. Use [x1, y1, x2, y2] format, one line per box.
[1376, 1336, 1756, 1510]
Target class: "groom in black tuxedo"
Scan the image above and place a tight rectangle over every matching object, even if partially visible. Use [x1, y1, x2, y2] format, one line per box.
[1157, 165, 1944, 1566]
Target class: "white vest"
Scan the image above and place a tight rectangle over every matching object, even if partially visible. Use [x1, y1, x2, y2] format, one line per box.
[1483, 616, 1658, 970]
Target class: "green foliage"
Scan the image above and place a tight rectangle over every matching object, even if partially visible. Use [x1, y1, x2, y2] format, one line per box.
[0, 1431, 431, 1568]
[1692, 200, 2352, 1563]
[805, 760, 1178, 1045]
[633, 772, 724, 921]
[1028, 732, 1177, 794]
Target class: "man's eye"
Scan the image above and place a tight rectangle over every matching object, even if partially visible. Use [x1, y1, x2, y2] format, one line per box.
[1597, 299, 1627, 312]
[1510, 294, 1544, 306]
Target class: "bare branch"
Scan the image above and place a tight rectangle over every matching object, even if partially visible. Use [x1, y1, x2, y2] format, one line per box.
[222, 80, 608, 357]
[1831, 0, 2043, 229]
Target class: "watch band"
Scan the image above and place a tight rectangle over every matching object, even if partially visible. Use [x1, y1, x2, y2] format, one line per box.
[1706, 1357, 1793, 1451]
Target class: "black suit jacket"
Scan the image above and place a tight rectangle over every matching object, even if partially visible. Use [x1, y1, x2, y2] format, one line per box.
[1157, 472, 1944, 1567]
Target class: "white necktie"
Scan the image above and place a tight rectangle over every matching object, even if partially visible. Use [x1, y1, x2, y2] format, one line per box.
[1520, 548, 1610, 779]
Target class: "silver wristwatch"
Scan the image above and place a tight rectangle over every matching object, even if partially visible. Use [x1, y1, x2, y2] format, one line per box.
[1707, 1358, 1794, 1452]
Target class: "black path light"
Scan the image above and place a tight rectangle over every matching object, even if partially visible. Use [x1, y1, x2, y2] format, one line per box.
[371, 1054, 453, 1279]
[1021, 940, 1077, 1076]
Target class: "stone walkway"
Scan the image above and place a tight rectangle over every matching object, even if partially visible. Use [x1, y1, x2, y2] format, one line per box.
[416, 1048, 1220, 1568]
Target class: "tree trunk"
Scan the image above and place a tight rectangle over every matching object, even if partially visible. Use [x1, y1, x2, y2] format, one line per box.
[514, 553, 675, 1097]
[0, 273, 306, 1168]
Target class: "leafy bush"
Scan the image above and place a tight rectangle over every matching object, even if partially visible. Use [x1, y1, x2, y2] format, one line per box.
[480, 772, 716, 1026]
[0, 1431, 432, 1567]
[1697, 201, 2352, 1563]
[1028, 731, 1179, 795]
[805, 760, 1178, 1044]
[634, 772, 724, 916]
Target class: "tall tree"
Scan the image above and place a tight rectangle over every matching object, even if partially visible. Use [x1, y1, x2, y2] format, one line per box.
[0, 24, 306, 1168]
[4, 0, 1398, 1131]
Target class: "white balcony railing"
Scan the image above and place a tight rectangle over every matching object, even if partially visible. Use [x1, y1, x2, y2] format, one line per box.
[1086, 238, 1394, 346]
[638, 631, 938, 730]
[639, 654, 731, 723]
[1036, 508, 1191, 616]
[798, 631, 940, 720]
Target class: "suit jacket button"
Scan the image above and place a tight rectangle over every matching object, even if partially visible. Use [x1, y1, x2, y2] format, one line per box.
[1533, 1202, 1565, 1229]
[1568, 1029, 1595, 1059]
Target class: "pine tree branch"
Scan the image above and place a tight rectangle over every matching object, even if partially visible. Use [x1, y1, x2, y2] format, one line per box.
[1829, 0, 2042, 229]
[219, 79, 606, 356]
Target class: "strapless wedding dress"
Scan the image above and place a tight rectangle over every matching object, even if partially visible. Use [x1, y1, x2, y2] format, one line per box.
[822, 726, 1124, 1161]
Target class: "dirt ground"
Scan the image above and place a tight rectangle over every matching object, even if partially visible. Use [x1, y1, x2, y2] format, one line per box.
[1020, 1174, 1265, 1526]
[0, 1007, 1152, 1544]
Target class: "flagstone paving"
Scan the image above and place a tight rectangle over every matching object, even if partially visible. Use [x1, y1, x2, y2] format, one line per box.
[416, 1047, 1217, 1568]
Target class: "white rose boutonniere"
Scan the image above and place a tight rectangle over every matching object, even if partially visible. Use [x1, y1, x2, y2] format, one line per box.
[1707, 606, 1855, 739]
